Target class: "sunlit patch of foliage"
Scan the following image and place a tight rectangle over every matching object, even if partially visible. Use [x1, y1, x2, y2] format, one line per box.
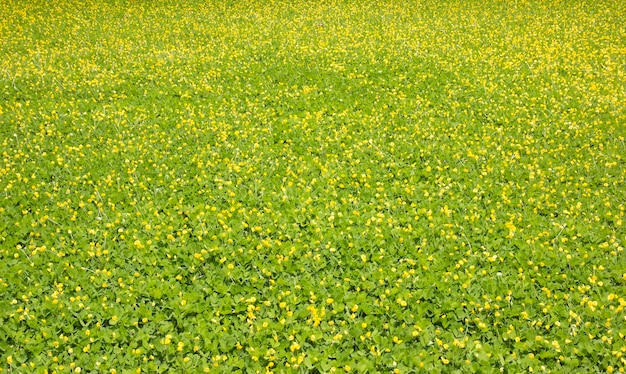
[1, 0, 625, 372]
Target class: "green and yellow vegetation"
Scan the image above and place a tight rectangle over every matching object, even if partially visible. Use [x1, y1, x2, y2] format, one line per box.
[1, 0, 625, 372]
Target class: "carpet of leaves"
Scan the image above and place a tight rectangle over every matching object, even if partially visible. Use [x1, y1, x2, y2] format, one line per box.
[1, 0, 625, 372]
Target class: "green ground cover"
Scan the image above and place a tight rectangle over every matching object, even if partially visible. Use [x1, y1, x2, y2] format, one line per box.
[1, 0, 625, 372]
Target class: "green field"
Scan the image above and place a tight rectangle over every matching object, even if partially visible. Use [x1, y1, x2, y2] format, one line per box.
[1, 0, 625, 372]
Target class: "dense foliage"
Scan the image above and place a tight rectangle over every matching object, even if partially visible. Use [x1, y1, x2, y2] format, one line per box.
[1, 0, 625, 372]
